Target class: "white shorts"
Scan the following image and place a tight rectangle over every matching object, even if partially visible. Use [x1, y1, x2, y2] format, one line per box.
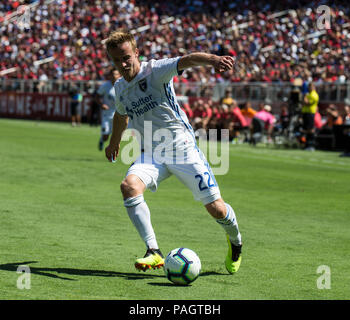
[101, 116, 113, 135]
[126, 147, 221, 205]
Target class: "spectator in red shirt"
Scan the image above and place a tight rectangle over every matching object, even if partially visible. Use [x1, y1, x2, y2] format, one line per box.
[208, 103, 222, 130]
[192, 98, 212, 130]
[202, 100, 213, 130]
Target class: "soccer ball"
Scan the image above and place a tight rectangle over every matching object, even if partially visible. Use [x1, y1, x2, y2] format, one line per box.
[164, 248, 201, 285]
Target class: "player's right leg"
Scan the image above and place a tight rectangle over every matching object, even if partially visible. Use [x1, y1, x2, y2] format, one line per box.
[121, 155, 170, 271]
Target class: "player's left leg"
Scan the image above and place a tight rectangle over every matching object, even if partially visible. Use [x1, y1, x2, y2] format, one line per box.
[205, 198, 241, 245]
[205, 199, 242, 274]
[168, 148, 242, 274]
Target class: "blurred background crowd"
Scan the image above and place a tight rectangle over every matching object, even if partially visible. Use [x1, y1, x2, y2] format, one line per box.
[1, 0, 350, 154]
[1, 0, 350, 84]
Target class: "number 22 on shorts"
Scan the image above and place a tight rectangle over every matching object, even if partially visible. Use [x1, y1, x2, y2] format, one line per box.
[195, 172, 216, 191]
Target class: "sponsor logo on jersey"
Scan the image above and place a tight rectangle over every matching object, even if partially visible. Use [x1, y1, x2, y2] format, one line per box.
[125, 94, 158, 119]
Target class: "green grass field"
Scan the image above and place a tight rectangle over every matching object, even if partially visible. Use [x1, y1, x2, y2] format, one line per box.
[1, 118, 349, 300]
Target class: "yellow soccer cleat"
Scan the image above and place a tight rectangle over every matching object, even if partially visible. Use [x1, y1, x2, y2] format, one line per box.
[135, 248, 164, 272]
[225, 235, 242, 274]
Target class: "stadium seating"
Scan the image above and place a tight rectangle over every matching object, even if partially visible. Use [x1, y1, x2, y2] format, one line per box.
[1, 0, 349, 84]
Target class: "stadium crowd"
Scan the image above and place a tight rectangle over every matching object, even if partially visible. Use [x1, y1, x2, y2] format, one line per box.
[1, 0, 350, 153]
[183, 90, 350, 149]
[1, 0, 350, 85]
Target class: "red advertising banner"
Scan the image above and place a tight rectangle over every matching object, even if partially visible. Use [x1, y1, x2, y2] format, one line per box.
[0, 92, 92, 121]
[0, 92, 340, 122]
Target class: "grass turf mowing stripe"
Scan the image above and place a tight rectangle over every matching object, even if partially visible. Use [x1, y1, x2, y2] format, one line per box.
[0, 119, 349, 299]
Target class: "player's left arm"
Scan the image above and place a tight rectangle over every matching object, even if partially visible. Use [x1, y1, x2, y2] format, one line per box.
[177, 53, 235, 73]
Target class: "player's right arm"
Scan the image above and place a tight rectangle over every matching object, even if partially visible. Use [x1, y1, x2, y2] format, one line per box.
[105, 112, 128, 162]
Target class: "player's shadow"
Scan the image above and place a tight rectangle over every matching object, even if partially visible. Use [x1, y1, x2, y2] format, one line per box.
[148, 271, 228, 287]
[0, 261, 163, 281]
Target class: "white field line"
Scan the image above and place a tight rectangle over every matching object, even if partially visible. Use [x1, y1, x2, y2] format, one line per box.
[234, 147, 350, 166]
[231, 149, 350, 170]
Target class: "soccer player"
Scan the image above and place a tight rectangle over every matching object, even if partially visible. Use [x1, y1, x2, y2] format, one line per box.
[104, 31, 242, 274]
[97, 69, 121, 151]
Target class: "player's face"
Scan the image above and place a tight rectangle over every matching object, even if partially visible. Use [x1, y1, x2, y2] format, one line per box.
[108, 42, 140, 82]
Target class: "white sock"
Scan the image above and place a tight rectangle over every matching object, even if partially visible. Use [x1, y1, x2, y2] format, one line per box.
[124, 195, 159, 249]
[216, 203, 242, 246]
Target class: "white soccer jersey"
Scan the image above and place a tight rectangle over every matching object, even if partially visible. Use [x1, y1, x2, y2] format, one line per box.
[97, 80, 117, 119]
[114, 58, 196, 153]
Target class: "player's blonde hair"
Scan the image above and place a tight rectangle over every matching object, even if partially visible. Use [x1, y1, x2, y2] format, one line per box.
[105, 31, 137, 53]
